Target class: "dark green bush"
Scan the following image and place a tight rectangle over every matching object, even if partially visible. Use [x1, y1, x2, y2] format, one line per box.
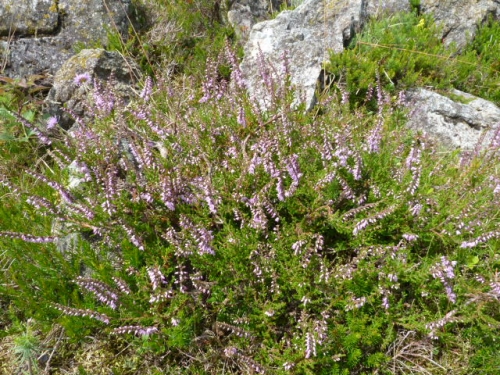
[326, 11, 500, 108]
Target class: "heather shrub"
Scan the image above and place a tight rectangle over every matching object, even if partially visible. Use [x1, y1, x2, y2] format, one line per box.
[2, 6, 500, 375]
[1, 40, 500, 374]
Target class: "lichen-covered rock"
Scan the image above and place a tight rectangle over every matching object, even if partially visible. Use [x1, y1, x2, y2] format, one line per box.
[227, 0, 285, 41]
[420, 0, 500, 50]
[57, 0, 131, 47]
[0, 0, 59, 36]
[240, 0, 366, 111]
[1, 0, 133, 78]
[405, 88, 500, 150]
[45, 48, 141, 129]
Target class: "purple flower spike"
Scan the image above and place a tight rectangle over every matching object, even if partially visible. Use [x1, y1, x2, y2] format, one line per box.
[46, 116, 58, 129]
[74, 72, 92, 86]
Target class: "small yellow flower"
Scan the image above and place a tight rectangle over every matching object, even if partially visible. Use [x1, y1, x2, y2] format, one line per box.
[416, 18, 425, 28]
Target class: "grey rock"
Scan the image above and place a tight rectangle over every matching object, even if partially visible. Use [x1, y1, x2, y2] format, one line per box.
[405, 88, 500, 150]
[240, 0, 366, 111]
[45, 48, 141, 129]
[0, 0, 58, 36]
[57, 0, 131, 46]
[227, 0, 285, 41]
[3, 37, 73, 79]
[1, 0, 133, 78]
[420, 0, 500, 50]
[365, 0, 411, 18]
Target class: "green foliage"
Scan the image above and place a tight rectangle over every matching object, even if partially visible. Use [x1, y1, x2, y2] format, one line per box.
[409, 0, 421, 13]
[12, 321, 41, 374]
[1, 4, 500, 375]
[118, 0, 235, 78]
[326, 11, 500, 108]
[326, 12, 448, 107]
[454, 16, 500, 104]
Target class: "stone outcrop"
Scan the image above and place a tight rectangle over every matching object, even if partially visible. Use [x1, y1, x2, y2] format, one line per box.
[405, 88, 500, 150]
[240, 0, 367, 111]
[420, 0, 500, 50]
[0, 0, 59, 36]
[1, 0, 133, 78]
[45, 48, 141, 129]
[226, 0, 286, 41]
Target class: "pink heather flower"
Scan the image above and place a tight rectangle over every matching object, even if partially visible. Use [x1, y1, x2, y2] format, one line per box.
[283, 362, 295, 370]
[353, 206, 395, 236]
[305, 332, 317, 358]
[402, 233, 419, 242]
[426, 310, 458, 339]
[26, 170, 75, 204]
[195, 178, 219, 215]
[224, 347, 238, 357]
[75, 277, 119, 310]
[461, 230, 500, 248]
[339, 85, 349, 105]
[382, 295, 390, 310]
[140, 76, 153, 101]
[475, 275, 486, 284]
[12, 112, 51, 145]
[257, 46, 274, 92]
[338, 176, 356, 202]
[26, 195, 59, 216]
[314, 313, 329, 344]
[292, 240, 307, 256]
[405, 146, 422, 196]
[366, 118, 383, 153]
[0, 231, 56, 243]
[92, 79, 115, 114]
[171, 317, 180, 326]
[147, 266, 167, 291]
[237, 105, 246, 126]
[149, 290, 174, 303]
[276, 177, 285, 201]
[112, 277, 131, 295]
[409, 201, 422, 216]
[179, 216, 215, 255]
[225, 43, 245, 89]
[397, 90, 407, 106]
[123, 225, 145, 251]
[488, 281, 500, 298]
[345, 296, 367, 311]
[46, 116, 58, 129]
[113, 325, 159, 336]
[175, 264, 189, 293]
[388, 273, 398, 283]
[430, 256, 457, 303]
[53, 304, 110, 324]
[74, 72, 92, 86]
